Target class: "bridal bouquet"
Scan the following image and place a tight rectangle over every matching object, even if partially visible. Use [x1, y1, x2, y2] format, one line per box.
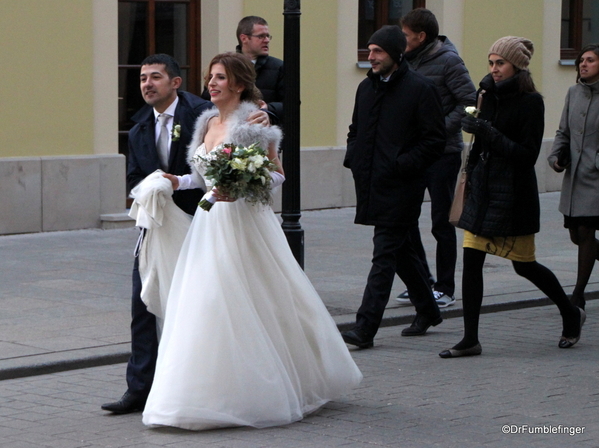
[195, 143, 276, 211]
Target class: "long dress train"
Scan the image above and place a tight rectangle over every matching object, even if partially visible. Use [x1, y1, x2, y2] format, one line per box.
[142, 143, 362, 430]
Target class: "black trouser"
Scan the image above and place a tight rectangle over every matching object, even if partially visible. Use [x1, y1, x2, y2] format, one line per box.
[125, 257, 158, 398]
[408, 152, 462, 296]
[356, 225, 441, 337]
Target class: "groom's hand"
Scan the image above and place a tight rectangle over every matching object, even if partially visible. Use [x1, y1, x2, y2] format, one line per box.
[247, 109, 269, 127]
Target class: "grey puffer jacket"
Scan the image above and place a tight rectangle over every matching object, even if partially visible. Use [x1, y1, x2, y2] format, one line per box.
[406, 36, 476, 154]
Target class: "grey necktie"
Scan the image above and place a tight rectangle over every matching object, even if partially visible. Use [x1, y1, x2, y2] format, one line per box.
[156, 114, 171, 170]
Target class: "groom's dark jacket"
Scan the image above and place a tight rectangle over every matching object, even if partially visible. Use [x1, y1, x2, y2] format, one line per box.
[126, 91, 213, 215]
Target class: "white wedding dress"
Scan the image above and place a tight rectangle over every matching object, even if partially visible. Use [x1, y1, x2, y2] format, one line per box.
[142, 144, 362, 431]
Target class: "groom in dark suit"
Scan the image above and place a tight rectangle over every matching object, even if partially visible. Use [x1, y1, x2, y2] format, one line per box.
[101, 54, 211, 414]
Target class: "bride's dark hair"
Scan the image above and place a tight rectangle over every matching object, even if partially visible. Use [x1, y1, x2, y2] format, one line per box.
[203, 52, 263, 105]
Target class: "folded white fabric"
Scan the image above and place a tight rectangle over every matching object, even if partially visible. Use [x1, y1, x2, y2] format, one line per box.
[128, 170, 192, 337]
[129, 170, 172, 228]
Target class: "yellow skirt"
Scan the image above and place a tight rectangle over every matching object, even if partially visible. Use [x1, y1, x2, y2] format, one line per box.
[463, 231, 536, 262]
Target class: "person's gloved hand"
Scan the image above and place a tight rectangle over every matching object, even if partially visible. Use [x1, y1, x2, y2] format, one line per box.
[461, 114, 496, 140]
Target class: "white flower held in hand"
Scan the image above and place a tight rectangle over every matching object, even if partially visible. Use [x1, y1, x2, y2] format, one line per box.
[465, 106, 479, 116]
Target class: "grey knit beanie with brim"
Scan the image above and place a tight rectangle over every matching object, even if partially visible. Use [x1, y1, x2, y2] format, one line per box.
[488, 36, 534, 70]
[367, 25, 406, 65]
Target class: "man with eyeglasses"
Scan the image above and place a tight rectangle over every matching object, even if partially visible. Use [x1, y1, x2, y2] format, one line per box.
[236, 15, 284, 125]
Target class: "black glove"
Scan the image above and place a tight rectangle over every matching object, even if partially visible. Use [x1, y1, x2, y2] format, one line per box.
[461, 115, 496, 140]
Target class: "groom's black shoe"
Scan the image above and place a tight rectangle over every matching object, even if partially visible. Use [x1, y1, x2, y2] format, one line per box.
[101, 391, 147, 414]
[341, 328, 374, 349]
[401, 314, 443, 336]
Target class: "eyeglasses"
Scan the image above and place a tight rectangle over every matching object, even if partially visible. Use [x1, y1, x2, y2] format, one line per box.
[247, 33, 272, 41]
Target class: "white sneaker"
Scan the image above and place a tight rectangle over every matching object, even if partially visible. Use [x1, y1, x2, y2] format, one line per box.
[434, 290, 456, 308]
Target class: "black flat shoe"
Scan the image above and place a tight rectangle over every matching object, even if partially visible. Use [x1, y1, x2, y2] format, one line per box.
[559, 307, 586, 349]
[341, 328, 374, 349]
[439, 343, 482, 358]
[101, 391, 147, 414]
[401, 314, 443, 336]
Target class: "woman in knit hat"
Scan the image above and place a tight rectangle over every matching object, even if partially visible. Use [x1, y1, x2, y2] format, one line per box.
[439, 37, 585, 358]
[548, 43, 599, 312]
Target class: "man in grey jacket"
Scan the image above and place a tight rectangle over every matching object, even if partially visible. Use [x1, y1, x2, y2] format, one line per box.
[395, 8, 476, 308]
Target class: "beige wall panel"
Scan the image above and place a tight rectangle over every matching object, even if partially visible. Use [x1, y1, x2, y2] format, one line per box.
[296, 2, 338, 147]
[0, 158, 42, 234]
[42, 157, 101, 232]
[99, 154, 127, 214]
[461, 0, 545, 97]
[0, 1, 94, 158]
[542, 0, 578, 138]
[428, 0, 465, 53]
[201, 0, 244, 71]
[93, 0, 119, 155]
[270, 147, 356, 211]
[337, 2, 368, 147]
[243, 0, 337, 147]
[299, 147, 354, 209]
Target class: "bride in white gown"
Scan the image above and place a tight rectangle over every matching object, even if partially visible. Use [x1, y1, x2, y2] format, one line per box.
[142, 53, 362, 431]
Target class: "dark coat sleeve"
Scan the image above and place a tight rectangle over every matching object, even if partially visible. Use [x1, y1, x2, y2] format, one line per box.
[126, 119, 157, 191]
[255, 56, 284, 124]
[344, 87, 361, 169]
[396, 81, 446, 173]
[263, 65, 284, 124]
[484, 93, 544, 167]
[126, 129, 145, 191]
[443, 54, 477, 136]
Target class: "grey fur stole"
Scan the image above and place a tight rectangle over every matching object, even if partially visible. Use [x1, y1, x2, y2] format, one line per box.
[186, 102, 282, 187]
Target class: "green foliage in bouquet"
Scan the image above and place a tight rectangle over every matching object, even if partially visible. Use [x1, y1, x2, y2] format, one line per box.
[195, 143, 277, 210]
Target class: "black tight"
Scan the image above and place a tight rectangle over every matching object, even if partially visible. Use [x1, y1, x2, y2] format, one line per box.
[454, 248, 578, 350]
[569, 225, 599, 308]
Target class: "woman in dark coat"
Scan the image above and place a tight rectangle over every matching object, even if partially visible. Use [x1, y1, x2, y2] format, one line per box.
[548, 44, 599, 311]
[440, 36, 585, 358]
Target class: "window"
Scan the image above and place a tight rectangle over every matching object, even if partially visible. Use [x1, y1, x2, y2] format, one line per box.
[561, 0, 599, 60]
[358, 0, 425, 61]
[118, 0, 202, 161]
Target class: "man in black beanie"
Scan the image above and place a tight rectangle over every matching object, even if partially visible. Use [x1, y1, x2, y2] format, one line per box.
[342, 25, 446, 348]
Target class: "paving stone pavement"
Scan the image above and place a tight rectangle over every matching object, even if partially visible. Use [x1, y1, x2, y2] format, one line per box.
[1, 191, 598, 447]
[1, 192, 597, 379]
[0, 302, 596, 448]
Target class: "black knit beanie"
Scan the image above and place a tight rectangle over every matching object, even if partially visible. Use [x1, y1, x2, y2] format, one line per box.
[367, 25, 406, 64]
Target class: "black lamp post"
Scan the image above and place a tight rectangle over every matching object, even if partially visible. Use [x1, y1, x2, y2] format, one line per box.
[281, 0, 304, 268]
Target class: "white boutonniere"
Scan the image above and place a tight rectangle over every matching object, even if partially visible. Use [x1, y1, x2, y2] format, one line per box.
[171, 123, 181, 142]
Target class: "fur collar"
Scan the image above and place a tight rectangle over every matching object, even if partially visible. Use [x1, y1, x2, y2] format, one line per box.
[187, 101, 282, 165]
